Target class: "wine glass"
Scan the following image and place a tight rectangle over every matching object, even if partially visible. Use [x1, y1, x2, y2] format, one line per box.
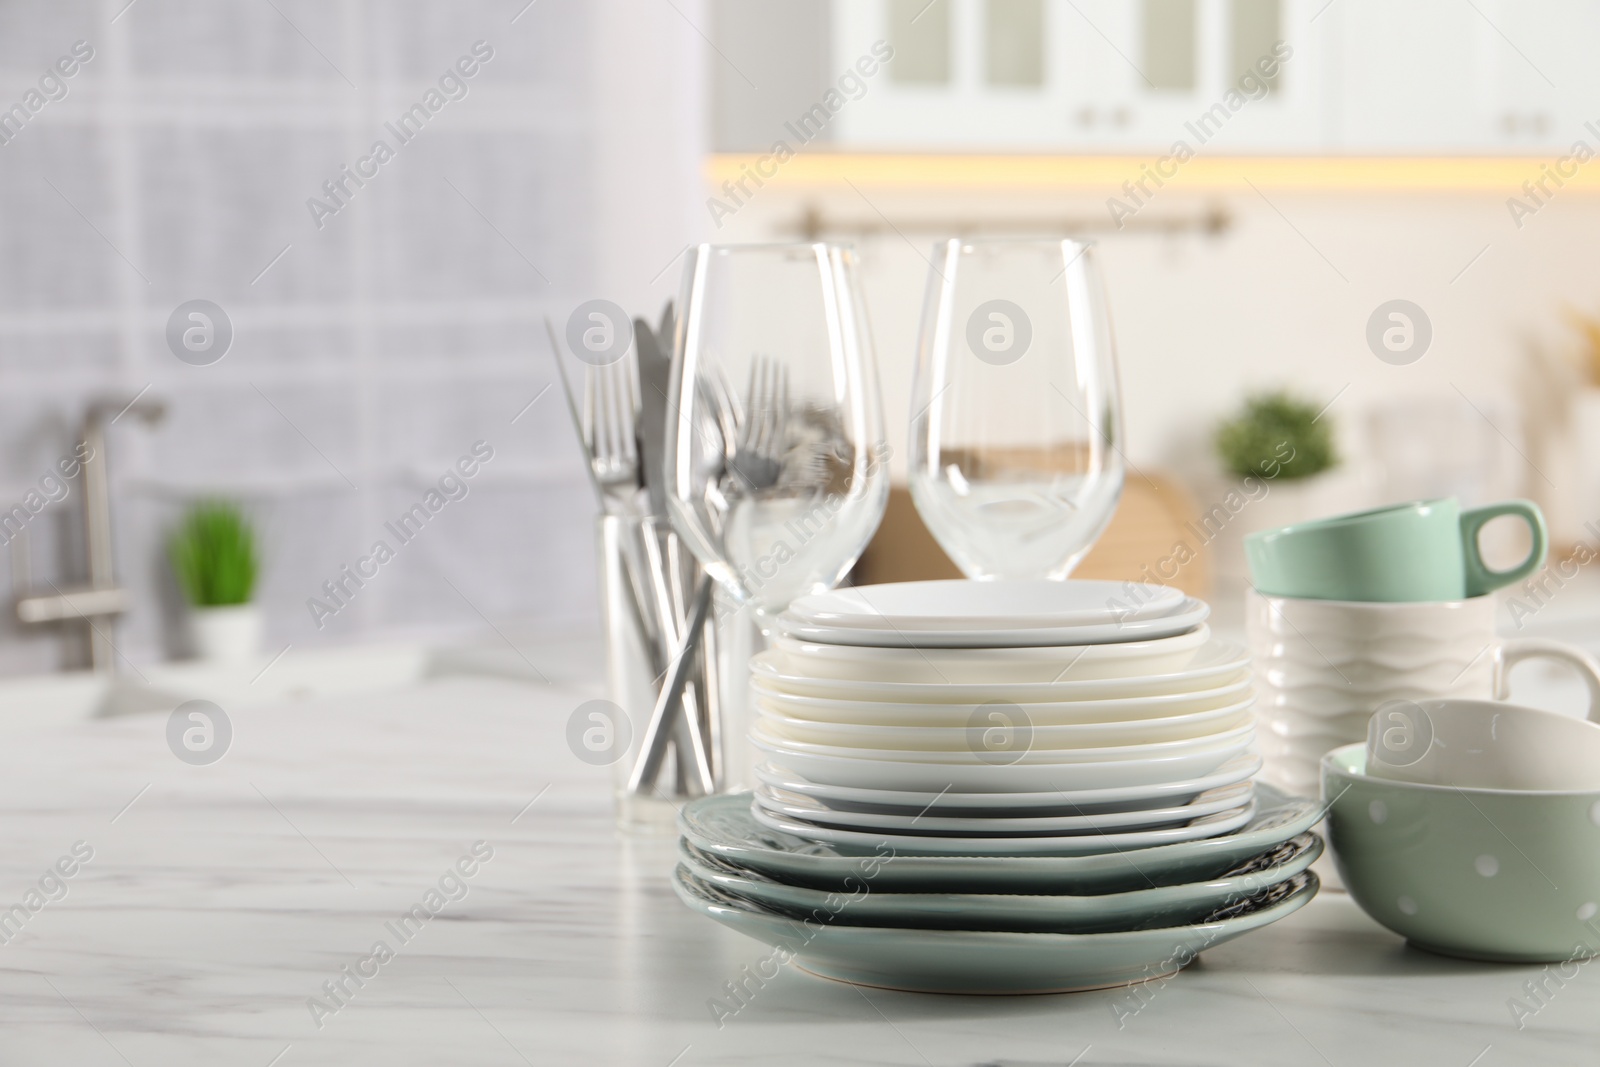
[665, 242, 889, 622]
[663, 243, 888, 791]
[908, 237, 1124, 581]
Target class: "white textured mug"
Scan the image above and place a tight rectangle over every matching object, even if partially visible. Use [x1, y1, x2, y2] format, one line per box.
[1246, 589, 1600, 797]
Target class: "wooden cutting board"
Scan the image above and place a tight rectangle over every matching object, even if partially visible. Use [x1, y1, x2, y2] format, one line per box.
[854, 473, 1213, 598]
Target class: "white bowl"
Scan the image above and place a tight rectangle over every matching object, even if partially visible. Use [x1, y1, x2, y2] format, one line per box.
[750, 641, 1250, 703]
[1365, 697, 1600, 790]
[748, 798, 1259, 855]
[751, 676, 1256, 726]
[750, 729, 1256, 793]
[753, 779, 1254, 835]
[771, 626, 1211, 685]
[754, 700, 1256, 751]
[752, 719, 1255, 765]
[755, 752, 1265, 814]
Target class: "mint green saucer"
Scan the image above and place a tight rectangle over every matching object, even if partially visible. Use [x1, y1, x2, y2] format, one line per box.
[679, 832, 1320, 934]
[673, 864, 1318, 994]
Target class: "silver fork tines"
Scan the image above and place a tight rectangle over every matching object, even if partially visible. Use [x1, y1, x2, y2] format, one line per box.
[582, 357, 641, 513]
[729, 355, 788, 492]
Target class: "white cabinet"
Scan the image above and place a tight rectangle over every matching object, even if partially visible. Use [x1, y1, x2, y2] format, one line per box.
[1472, 0, 1600, 150]
[832, 0, 1321, 151]
[825, 0, 1599, 153]
[1323, 0, 1483, 150]
[829, 0, 1084, 150]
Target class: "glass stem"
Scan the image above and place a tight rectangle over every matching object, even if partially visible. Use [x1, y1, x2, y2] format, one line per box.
[711, 589, 768, 793]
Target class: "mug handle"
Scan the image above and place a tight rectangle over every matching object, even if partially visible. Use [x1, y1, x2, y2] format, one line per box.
[1494, 638, 1600, 723]
[1460, 500, 1547, 597]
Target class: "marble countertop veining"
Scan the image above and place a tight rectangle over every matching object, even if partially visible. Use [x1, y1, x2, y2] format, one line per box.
[0, 667, 1597, 1067]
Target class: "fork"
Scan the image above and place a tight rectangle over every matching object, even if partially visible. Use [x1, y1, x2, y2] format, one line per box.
[728, 356, 789, 493]
[629, 356, 790, 794]
[581, 357, 643, 517]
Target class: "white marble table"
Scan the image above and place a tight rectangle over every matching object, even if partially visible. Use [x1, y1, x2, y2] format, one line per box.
[1, 653, 1597, 1066]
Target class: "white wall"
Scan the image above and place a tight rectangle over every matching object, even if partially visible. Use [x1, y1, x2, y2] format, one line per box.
[706, 176, 1599, 548]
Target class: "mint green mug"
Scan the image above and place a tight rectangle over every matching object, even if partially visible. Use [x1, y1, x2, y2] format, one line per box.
[1244, 498, 1547, 602]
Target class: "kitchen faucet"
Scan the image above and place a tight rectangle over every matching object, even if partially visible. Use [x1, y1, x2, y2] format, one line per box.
[15, 395, 167, 671]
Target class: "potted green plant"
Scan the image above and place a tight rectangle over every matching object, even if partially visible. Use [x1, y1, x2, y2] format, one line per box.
[169, 501, 261, 663]
[1215, 391, 1337, 485]
[1209, 391, 1341, 583]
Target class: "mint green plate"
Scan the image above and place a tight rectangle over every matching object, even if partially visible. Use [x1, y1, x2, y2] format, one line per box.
[679, 832, 1321, 934]
[678, 785, 1321, 893]
[673, 864, 1318, 994]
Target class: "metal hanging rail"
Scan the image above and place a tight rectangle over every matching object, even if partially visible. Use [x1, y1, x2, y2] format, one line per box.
[783, 202, 1233, 241]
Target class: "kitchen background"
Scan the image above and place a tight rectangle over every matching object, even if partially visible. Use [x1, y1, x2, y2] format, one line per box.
[4, 0, 1599, 675]
[0, 0, 704, 674]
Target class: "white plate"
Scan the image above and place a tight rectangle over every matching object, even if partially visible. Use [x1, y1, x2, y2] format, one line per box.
[755, 699, 1256, 750]
[679, 785, 1321, 893]
[772, 626, 1211, 684]
[749, 798, 1258, 855]
[754, 752, 1265, 814]
[752, 639, 1247, 701]
[751, 735, 1257, 793]
[785, 579, 1187, 631]
[779, 600, 1209, 649]
[753, 780, 1254, 834]
[752, 676, 1255, 726]
[752, 718, 1256, 765]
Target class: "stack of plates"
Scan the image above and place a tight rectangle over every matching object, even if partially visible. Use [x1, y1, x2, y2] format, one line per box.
[673, 579, 1323, 993]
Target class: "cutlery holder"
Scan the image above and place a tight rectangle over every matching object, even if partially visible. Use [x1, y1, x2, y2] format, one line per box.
[598, 514, 743, 829]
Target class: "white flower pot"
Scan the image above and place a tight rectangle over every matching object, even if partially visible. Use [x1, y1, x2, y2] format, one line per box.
[188, 604, 262, 664]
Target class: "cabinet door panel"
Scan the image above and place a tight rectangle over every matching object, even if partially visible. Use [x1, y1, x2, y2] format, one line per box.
[1478, 0, 1600, 150]
[1329, 0, 1481, 149]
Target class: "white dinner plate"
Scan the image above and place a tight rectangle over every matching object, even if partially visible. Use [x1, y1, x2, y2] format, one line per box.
[784, 579, 1187, 632]
[754, 699, 1255, 750]
[753, 752, 1265, 815]
[752, 780, 1254, 835]
[772, 627, 1211, 685]
[751, 676, 1254, 726]
[748, 797, 1258, 855]
[751, 639, 1248, 702]
[679, 785, 1322, 893]
[750, 734, 1257, 793]
[778, 600, 1209, 649]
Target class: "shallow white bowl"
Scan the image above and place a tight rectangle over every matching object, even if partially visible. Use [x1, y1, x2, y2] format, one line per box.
[748, 798, 1258, 855]
[749, 734, 1257, 793]
[754, 700, 1255, 751]
[754, 753, 1265, 814]
[772, 626, 1211, 685]
[752, 779, 1255, 835]
[751, 676, 1255, 726]
[750, 640, 1248, 703]
[752, 718, 1255, 765]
